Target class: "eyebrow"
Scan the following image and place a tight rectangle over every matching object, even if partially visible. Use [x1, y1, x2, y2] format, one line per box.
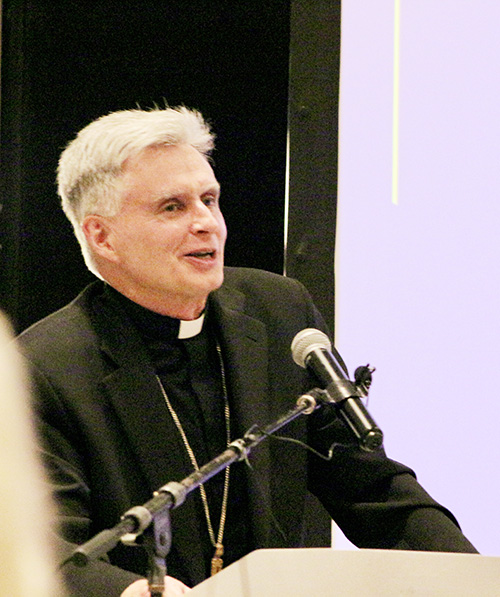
[201, 183, 221, 195]
[150, 182, 221, 206]
[159, 183, 220, 199]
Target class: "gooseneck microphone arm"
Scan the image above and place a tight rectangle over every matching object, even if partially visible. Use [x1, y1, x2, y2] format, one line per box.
[63, 386, 325, 589]
[291, 328, 383, 452]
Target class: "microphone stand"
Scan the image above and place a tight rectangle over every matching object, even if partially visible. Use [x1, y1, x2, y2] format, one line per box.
[64, 388, 326, 594]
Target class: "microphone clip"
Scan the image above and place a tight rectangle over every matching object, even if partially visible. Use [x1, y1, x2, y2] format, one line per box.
[319, 366, 375, 405]
[354, 365, 376, 398]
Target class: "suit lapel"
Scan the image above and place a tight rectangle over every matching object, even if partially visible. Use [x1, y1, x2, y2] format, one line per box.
[210, 284, 274, 548]
[90, 290, 207, 583]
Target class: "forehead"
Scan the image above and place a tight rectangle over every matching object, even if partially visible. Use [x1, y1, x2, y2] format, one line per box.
[122, 143, 216, 180]
[118, 144, 219, 206]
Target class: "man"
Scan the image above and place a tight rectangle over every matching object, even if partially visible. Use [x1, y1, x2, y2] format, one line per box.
[18, 107, 477, 597]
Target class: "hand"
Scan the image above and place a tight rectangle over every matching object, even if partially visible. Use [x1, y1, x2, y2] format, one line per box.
[120, 576, 192, 596]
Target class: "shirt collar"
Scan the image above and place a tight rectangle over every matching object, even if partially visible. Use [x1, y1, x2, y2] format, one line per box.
[104, 285, 206, 340]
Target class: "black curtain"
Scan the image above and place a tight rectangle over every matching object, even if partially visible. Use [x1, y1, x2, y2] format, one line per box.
[0, 0, 290, 331]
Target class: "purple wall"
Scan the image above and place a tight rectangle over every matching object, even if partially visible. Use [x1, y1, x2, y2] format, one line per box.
[335, 0, 500, 554]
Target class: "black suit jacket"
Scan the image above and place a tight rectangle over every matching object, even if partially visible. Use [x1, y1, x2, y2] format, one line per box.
[18, 268, 476, 596]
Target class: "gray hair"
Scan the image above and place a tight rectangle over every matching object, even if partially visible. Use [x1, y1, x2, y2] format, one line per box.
[57, 106, 215, 275]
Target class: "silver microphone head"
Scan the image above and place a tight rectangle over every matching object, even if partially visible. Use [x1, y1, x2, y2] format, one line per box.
[291, 328, 332, 368]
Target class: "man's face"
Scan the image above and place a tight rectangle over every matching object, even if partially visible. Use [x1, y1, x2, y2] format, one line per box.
[94, 143, 227, 316]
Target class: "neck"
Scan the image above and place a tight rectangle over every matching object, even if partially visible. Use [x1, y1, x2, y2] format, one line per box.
[146, 300, 206, 320]
[104, 283, 208, 320]
[131, 294, 207, 320]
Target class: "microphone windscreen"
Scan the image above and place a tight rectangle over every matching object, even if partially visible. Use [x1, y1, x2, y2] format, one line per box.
[291, 328, 331, 368]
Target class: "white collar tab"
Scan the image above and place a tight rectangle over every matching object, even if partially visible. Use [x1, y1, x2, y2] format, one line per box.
[178, 312, 205, 339]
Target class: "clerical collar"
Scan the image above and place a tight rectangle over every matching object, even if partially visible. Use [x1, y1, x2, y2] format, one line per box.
[178, 314, 205, 339]
[104, 284, 206, 340]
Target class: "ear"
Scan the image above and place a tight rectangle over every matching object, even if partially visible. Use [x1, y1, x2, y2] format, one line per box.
[82, 215, 119, 262]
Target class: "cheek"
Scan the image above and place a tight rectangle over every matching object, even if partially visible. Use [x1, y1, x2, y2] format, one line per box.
[109, 218, 139, 245]
[112, 226, 157, 262]
[112, 218, 184, 261]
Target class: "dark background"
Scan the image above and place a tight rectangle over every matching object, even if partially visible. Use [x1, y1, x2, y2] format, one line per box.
[0, 0, 340, 333]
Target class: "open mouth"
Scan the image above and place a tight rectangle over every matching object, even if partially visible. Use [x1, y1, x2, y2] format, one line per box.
[185, 250, 215, 259]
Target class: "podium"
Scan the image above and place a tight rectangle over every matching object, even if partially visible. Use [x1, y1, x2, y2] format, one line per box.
[190, 548, 500, 596]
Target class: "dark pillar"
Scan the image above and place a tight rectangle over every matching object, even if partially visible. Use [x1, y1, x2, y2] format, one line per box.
[286, 0, 341, 334]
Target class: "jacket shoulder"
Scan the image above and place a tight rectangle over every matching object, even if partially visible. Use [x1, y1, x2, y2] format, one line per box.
[218, 267, 325, 331]
[17, 282, 102, 365]
[222, 266, 309, 297]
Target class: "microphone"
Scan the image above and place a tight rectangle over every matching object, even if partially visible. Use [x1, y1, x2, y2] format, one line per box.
[291, 328, 383, 452]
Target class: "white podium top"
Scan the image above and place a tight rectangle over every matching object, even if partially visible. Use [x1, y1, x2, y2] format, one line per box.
[190, 547, 500, 596]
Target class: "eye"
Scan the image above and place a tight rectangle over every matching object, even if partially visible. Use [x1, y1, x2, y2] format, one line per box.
[163, 199, 183, 212]
[202, 195, 219, 208]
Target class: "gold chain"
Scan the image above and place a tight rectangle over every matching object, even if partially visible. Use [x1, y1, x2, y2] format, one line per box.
[155, 342, 230, 575]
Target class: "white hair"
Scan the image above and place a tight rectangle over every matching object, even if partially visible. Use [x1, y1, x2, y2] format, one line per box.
[57, 106, 215, 276]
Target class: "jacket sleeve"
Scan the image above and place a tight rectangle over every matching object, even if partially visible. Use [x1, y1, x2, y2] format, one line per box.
[306, 400, 478, 553]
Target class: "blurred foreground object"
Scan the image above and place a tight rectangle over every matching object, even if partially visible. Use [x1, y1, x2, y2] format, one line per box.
[0, 312, 65, 596]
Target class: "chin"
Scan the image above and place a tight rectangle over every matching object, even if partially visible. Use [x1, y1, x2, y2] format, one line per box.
[184, 272, 224, 297]
[204, 276, 224, 295]
[204, 267, 224, 287]
[212, 270, 225, 289]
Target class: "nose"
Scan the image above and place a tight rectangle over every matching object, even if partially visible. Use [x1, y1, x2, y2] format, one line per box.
[190, 200, 220, 234]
